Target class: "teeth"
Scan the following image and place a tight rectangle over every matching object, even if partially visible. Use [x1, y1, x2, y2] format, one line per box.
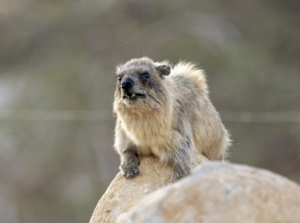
[124, 93, 135, 98]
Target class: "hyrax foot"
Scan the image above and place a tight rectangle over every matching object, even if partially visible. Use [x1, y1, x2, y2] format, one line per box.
[172, 164, 190, 182]
[121, 160, 139, 178]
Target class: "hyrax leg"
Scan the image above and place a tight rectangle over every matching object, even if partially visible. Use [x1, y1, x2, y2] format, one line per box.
[120, 148, 140, 178]
[172, 159, 191, 182]
[171, 139, 192, 182]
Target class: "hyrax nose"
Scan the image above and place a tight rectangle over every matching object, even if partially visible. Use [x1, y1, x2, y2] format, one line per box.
[121, 79, 134, 89]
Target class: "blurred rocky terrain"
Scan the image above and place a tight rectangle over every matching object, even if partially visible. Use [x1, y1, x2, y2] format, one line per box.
[89, 155, 209, 223]
[117, 161, 300, 223]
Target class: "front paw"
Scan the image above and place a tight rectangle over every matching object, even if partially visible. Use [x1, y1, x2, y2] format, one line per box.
[121, 161, 139, 179]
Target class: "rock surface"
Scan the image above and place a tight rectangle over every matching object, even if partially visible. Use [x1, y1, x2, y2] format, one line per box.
[89, 155, 209, 223]
[119, 162, 300, 223]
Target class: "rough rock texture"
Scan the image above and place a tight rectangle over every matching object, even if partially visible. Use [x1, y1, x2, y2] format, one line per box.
[89, 155, 209, 223]
[119, 162, 300, 223]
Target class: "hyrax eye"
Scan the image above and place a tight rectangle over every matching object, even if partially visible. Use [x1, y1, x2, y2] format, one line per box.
[141, 72, 150, 79]
[118, 76, 122, 81]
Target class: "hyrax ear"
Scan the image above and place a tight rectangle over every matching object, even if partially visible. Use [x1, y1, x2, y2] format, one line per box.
[155, 63, 171, 76]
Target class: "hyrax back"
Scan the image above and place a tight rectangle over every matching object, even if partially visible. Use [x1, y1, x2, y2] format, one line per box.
[113, 57, 230, 182]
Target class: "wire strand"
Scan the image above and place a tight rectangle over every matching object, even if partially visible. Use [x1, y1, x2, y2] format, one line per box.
[221, 111, 300, 123]
[0, 110, 300, 122]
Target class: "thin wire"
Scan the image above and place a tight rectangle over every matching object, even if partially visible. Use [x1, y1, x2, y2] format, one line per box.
[0, 110, 300, 122]
[0, 111, 113, 121]
[220, 111, 300, 123]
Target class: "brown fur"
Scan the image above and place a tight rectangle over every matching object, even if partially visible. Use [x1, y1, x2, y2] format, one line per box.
[113, 57, 230, 181]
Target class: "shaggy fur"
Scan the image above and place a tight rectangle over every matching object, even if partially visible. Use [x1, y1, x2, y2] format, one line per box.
[113, 57, 230, 182]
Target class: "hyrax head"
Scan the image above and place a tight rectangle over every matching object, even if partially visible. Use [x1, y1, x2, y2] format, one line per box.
[114, 57, 171, 107]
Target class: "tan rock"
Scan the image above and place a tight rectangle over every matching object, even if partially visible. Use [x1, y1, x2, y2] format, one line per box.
[89, 155, 209, 223]
[119, 162, 300, 223]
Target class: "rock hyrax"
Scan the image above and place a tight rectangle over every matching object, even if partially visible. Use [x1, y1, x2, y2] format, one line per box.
[113, 57, 230, 182]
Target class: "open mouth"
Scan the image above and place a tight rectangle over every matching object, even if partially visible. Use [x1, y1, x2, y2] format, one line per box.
[123, 93, 145, 99]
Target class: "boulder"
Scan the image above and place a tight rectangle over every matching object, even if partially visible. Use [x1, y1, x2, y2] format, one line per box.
[119, 162, 300, 223]
[89, 155, 209, 223]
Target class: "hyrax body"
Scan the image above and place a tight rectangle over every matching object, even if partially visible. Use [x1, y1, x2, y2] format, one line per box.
[113, 57, 230, 182]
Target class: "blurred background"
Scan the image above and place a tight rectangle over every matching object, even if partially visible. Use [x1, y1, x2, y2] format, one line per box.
[0, 0, 300, 222]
